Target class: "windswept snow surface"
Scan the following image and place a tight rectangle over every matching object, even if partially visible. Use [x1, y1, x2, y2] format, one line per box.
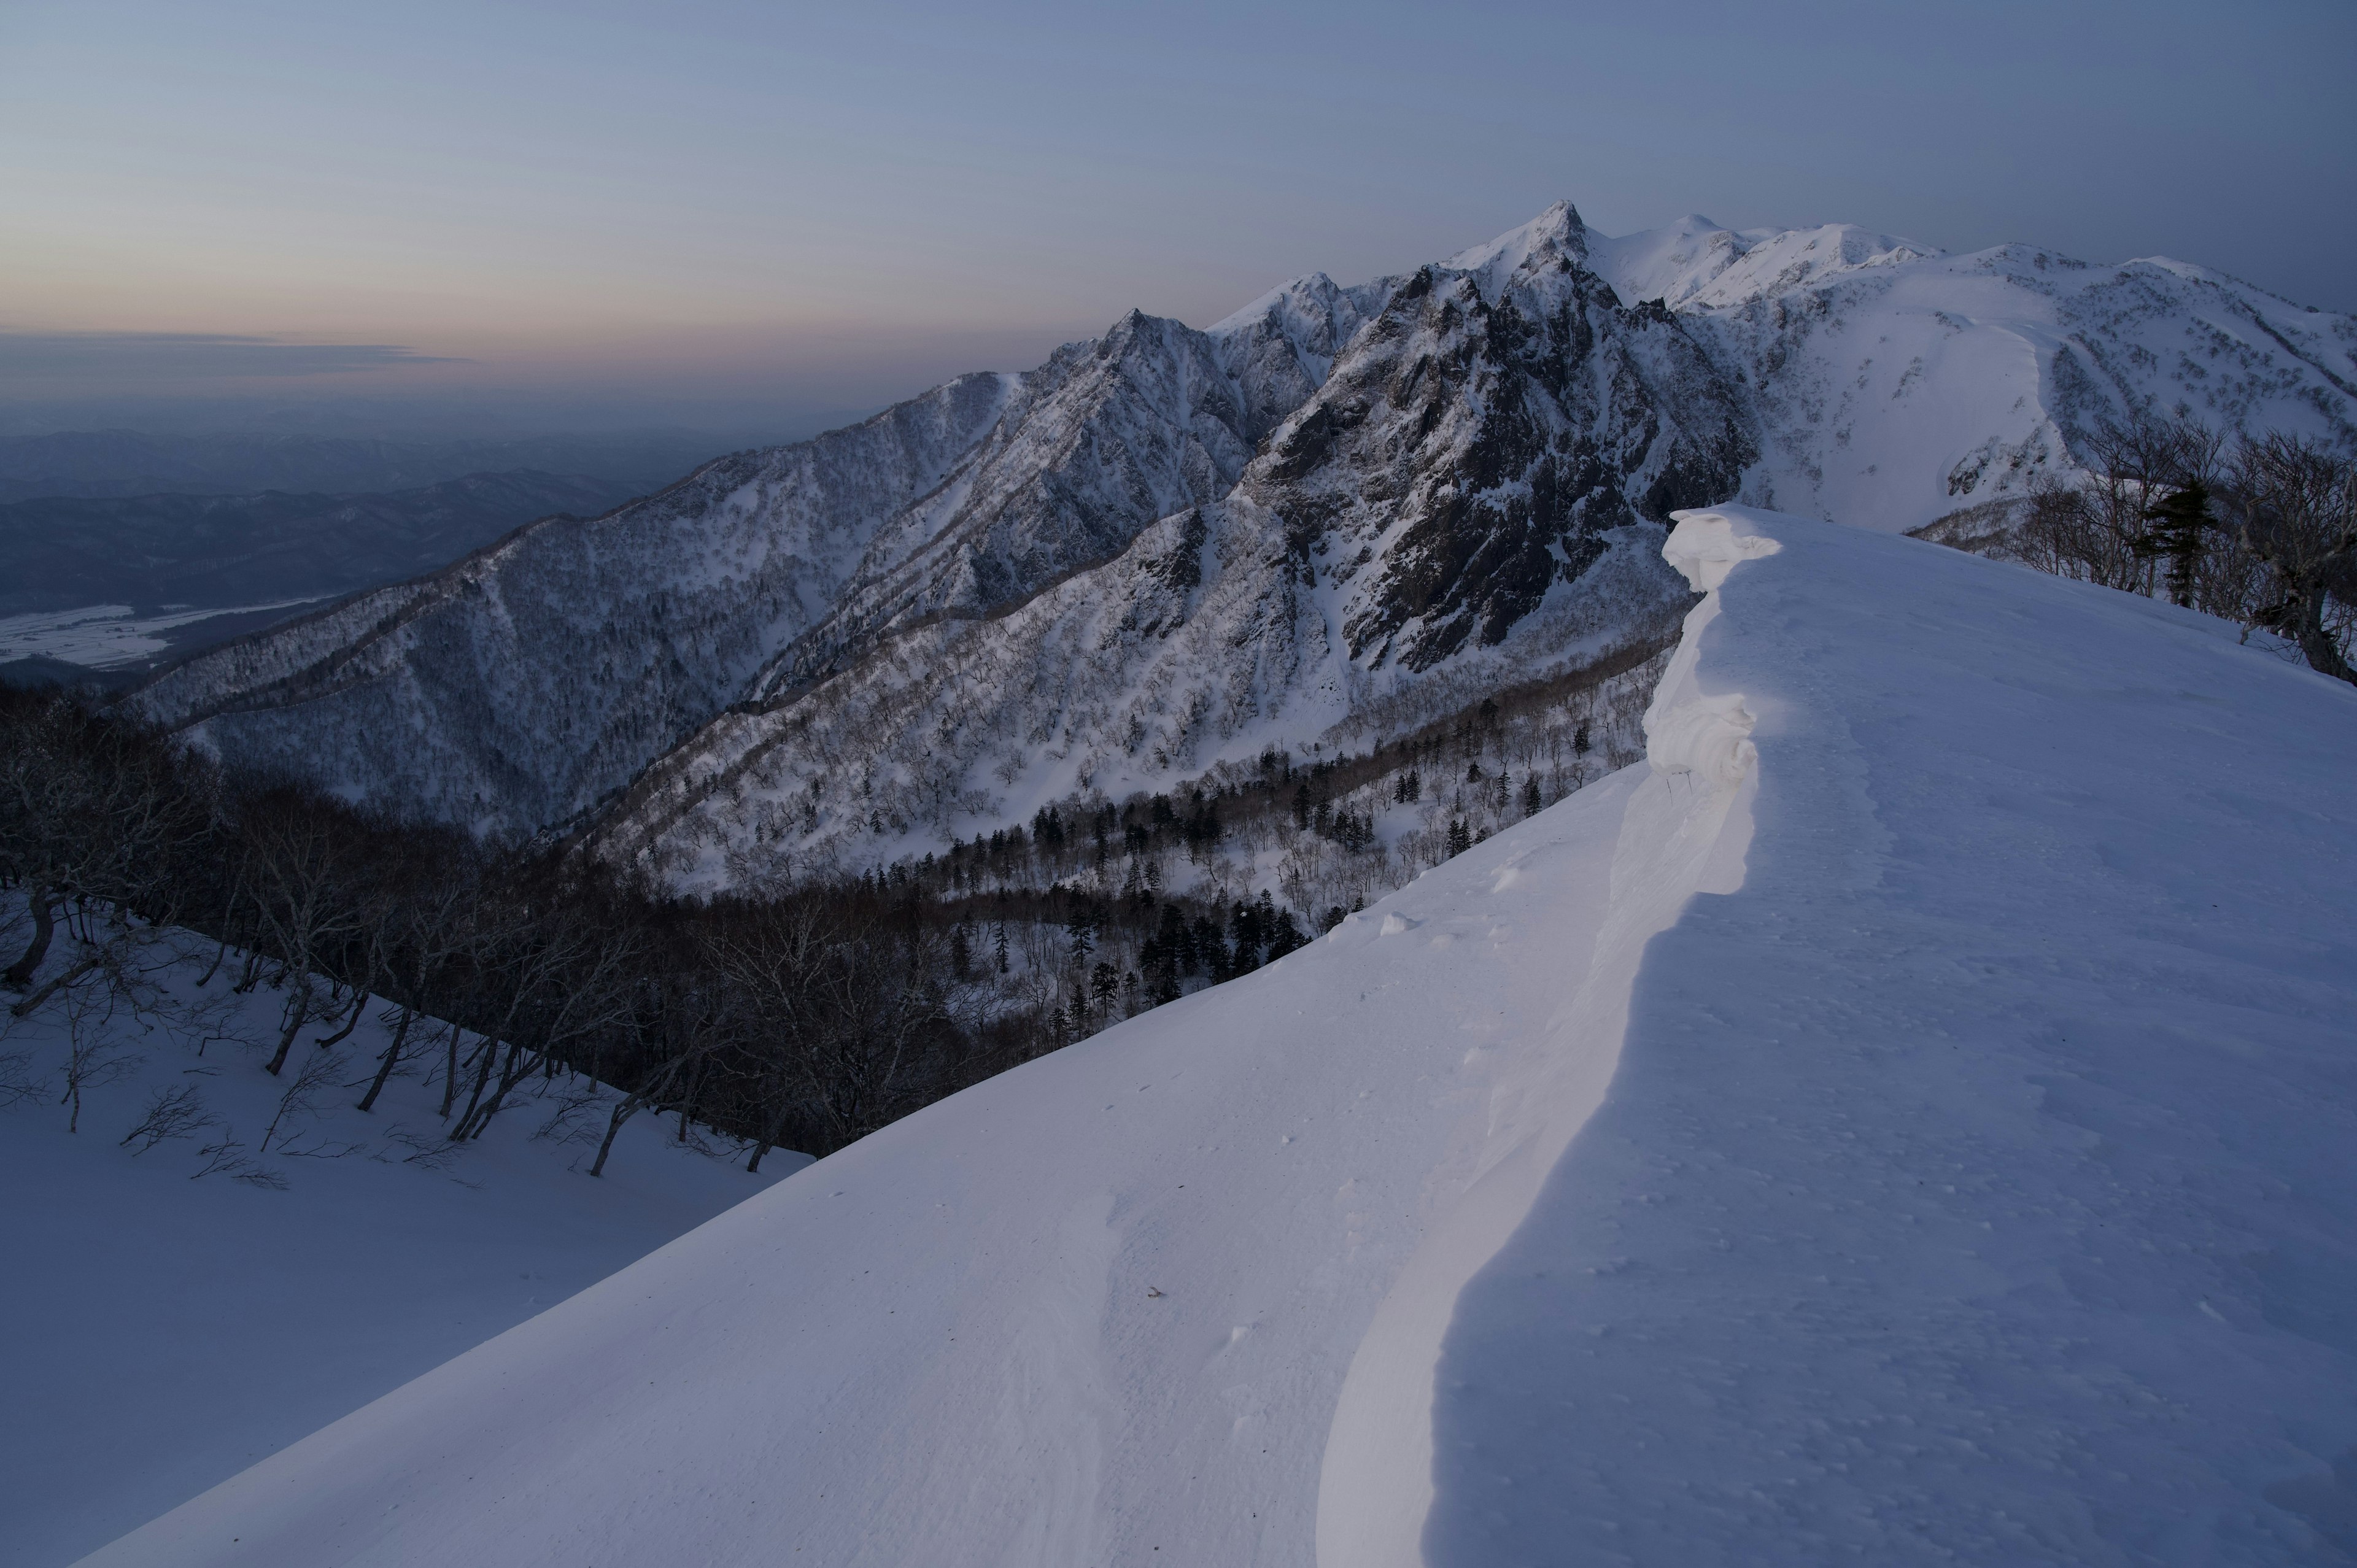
[0, 957, 792, 1568]
[87, 511, 2357, 1564]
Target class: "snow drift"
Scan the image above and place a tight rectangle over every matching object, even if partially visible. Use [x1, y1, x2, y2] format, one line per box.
[84, 509, 2357, 1564]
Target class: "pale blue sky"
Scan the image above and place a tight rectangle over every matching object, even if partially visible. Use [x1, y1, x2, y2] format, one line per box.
[2, 0, 2349, 434]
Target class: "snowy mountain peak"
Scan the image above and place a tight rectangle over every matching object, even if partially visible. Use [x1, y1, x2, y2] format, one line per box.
[1440, 198, 1591, 301]
[1585, 215, 1937, 312]
[1206, 269, 1345, 338]
[130, 198, 2357, 871]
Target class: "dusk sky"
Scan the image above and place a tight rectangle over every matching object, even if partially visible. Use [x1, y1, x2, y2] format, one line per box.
[4, 0, 2350, 438]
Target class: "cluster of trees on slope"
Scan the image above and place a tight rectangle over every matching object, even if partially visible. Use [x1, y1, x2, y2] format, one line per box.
[762, 637, 1669, 923]
[2, 630, 1672, 1169]
[1925, 420, 2357, 684]
[0, 689, 1006, 1168]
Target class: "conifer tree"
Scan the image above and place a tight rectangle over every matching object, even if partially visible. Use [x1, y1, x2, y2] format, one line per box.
[2136, 479, 2213, 608]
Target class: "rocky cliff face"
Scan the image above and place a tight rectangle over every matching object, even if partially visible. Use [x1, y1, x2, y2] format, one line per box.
[1252, 204, 1750, 673]
[589, 206, 1751, 885]
[134, 200, 2357, 881]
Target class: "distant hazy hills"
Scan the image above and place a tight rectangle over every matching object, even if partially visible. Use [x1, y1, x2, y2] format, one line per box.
[0, 426, 764, 681]
[0, 469, 660, 619]
[0, 428, 732, 503]
[0, 468, 683, 684]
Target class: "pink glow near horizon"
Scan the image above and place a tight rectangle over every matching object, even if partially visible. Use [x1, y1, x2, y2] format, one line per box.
[5, 0, 2350, 430]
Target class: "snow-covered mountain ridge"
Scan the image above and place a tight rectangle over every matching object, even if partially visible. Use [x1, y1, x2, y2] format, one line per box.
[131, 203, 2357, 884]
[88, 509, 2357, 1564]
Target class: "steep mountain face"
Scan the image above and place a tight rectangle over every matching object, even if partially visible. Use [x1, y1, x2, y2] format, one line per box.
[134, 293, 1379, 836]
[133, 201, 2357, 872]
[743, 284, 1382, 699]
[591, 206, 1733, 883]
[1260, 205, 1749, 673]
[138, 375, 1015, 830]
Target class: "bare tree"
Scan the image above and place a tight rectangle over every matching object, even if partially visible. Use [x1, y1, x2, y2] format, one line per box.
[2014, 411, 2215, 592]
[702, 900, 834, 1172]
[239, 799, 366, 1076]
[450, 900, 644, 1143]
[2231, 433, 2357, 684]
[120, 1084, 220, 1154]
[0, 695, 199, 992]
[587, 971, 722, 1178]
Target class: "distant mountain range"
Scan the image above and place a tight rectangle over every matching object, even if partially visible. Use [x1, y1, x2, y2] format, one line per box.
[130, 201, 2357, 884]
[0, 470, 671, 686]
[0, 470, 659, 619]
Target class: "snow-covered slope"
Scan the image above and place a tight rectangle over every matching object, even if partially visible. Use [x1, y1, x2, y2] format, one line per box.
[87, 509, 2357, 1564]
[1696, 242, 2355, 535]
[130, 374, 1016, 833]
[0, 938, 788, 1568]
[128, 203, 2357, 884]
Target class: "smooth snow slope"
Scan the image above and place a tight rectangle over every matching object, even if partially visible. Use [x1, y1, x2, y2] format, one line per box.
[87, 511, 2357, 1564]
[0, 955, 789, 1568]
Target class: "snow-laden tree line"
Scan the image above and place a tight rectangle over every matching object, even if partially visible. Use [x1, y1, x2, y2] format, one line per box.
[1931, 422, 2357, 684]
[1, 635, 1663, 1171]
[0, 690, 1047, 1169]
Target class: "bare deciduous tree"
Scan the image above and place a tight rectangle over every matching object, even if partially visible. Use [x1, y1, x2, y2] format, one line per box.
[120, 1084, 220, 1154]
[2232, 433, 2357, 684]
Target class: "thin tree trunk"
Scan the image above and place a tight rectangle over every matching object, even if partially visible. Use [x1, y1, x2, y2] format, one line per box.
[265, 979, 313, 1076]
[676, 1059, 705, 1144]
[746, 1094, 795, 1173]
[196, 879, 244, 987]
[455, 1039, 538, 1141]
[3, 886, 58, 991]
[196, 930, 232, 988]
[10, 952, 101, 1018]
[2293, 587, 2357, 684]
[438, 1021, 465, 1118]
[314, 988, 370, 1049]
[589, 1098, 641, 1177]
[452, 1032, 500, 1136]
[357, 1005, 416, 1113]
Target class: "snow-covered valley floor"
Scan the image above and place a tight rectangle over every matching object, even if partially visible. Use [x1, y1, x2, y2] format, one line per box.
[69, 507, 2357, 1565]
[0, 955, 792, 1568]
